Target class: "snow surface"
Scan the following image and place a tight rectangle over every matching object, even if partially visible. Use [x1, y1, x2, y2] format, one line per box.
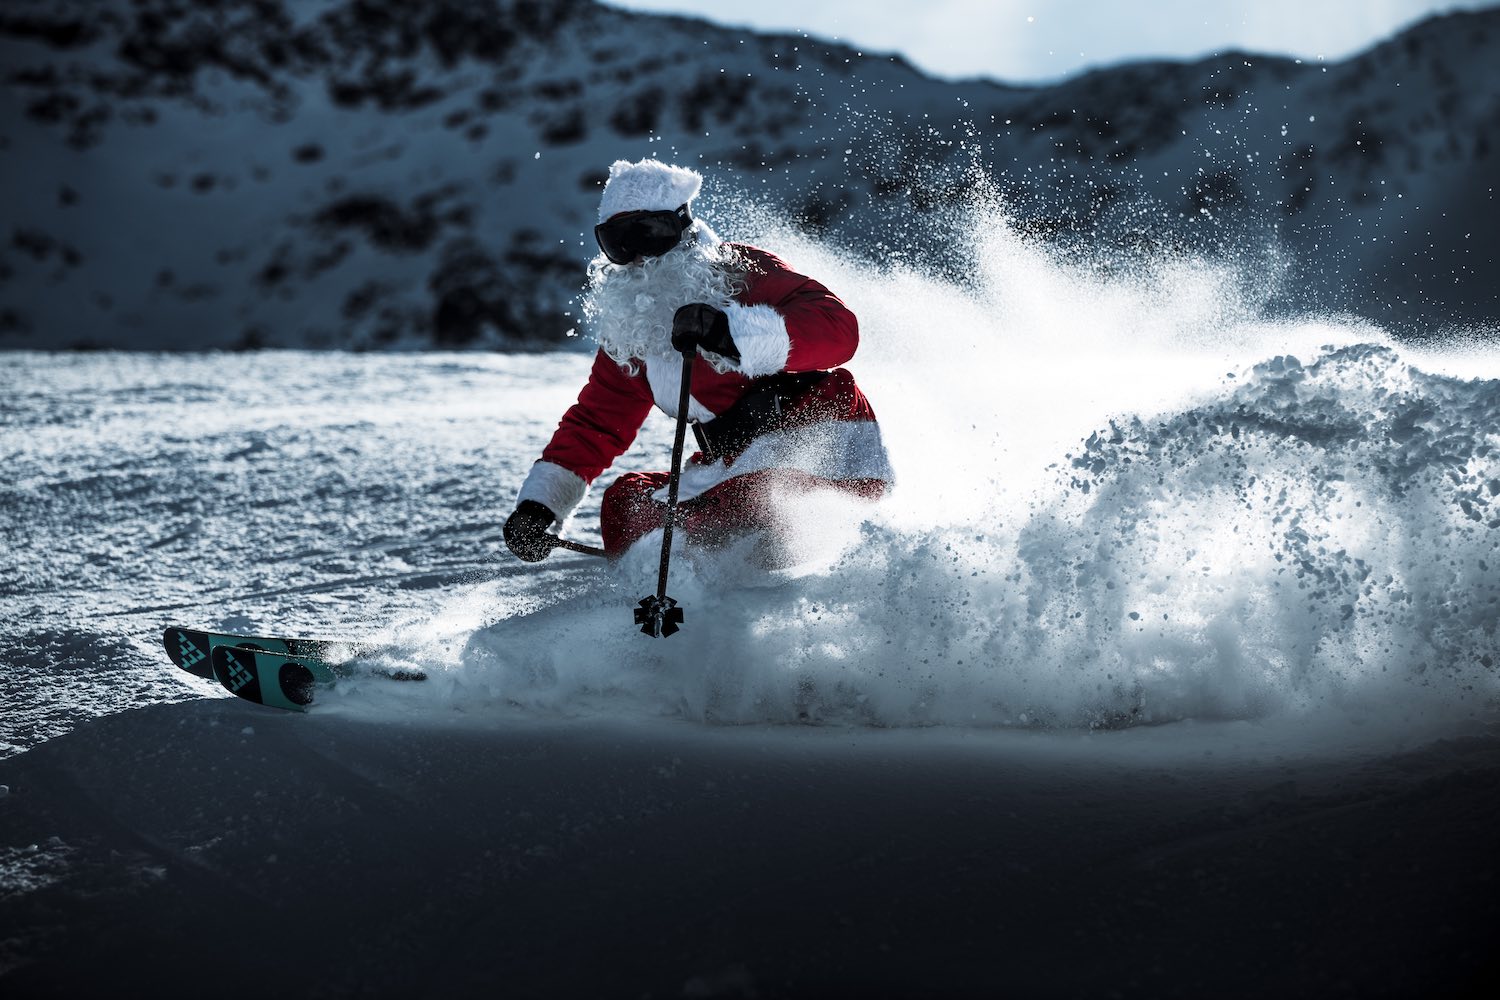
[4, 211, 1499, 748]
[2, 6, 1498, 985]
[1, 701, 1493, 996]
[3, 223, 1499, 990]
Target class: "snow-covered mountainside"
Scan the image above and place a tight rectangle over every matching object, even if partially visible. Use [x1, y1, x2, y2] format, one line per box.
[1, 0, 1496, 349]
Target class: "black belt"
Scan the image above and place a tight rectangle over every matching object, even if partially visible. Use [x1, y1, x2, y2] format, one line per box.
[691, 371, 829, 463]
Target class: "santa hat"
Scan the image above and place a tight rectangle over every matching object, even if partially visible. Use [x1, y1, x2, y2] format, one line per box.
[597, 159, 703, 223]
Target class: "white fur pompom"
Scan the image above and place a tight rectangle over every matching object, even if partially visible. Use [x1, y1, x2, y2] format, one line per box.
[598, 159, 703, 222]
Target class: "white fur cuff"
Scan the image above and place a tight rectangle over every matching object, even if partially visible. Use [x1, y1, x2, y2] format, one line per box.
[724, 302, 791, 378]
[515, 461, 588, 524]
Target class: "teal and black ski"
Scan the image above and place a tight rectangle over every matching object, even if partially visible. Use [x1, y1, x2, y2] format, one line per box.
[211, 645, 336, 712]
[164, 626, 424, 712]
[163, 626, 360, 680]
[208, 646, 426, 712]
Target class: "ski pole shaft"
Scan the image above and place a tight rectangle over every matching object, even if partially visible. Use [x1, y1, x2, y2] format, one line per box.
[549, 535, 607, 559]
[656, 351, 695, 600]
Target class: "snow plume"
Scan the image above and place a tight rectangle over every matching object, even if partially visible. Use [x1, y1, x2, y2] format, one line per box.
[455, 197, 1500, 731]
[582, 223, 744, 375]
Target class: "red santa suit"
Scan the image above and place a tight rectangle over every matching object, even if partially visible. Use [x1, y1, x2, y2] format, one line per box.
[516, 243, 892, 557]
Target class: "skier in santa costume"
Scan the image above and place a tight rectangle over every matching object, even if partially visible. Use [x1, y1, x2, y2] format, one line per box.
[503, 158, 892, 563]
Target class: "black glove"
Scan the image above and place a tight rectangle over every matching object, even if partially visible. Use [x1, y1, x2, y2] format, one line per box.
[503, 500, 556, 563]
[671, 303, 740, 363]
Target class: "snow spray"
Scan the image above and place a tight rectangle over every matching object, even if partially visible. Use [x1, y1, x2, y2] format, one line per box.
[448, 197, 1500, 731]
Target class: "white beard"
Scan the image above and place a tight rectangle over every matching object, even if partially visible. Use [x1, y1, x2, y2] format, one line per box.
[583, 223, 745, 375]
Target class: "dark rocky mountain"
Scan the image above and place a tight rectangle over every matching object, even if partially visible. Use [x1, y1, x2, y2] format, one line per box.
[1, 0, 1495, 348]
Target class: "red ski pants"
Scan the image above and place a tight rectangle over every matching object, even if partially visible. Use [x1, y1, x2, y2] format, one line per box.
[600, 468, 886, 557]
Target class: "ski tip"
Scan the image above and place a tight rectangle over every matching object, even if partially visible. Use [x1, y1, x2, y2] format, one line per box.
[163, 626, 214, 678]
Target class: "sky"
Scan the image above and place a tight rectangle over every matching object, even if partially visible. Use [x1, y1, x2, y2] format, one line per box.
[605, 0, 1497, 82]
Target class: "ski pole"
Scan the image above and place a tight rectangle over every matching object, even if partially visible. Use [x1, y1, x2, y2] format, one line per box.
[633, 350, 694, 637]
[548, 535, 607, 559]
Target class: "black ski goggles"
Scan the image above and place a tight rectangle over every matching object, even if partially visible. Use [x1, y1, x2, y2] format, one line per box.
[594, 204, 692, 264]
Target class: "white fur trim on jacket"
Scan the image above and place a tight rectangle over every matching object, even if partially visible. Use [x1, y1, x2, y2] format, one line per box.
[723, 302, 791, 378]
[598, 159, 703, 222]
[515, 460, 588, 524]
[644, 357, 716, 422]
